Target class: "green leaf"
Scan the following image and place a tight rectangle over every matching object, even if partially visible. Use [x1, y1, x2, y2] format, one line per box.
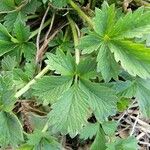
[50, 0, 67, 8]
[21, 0, 41, 14]
[93, 3, 116, 36]
[1, 55, 17, 71]
[91, 127, 107, 150]
[13, 13, 30, 42]
[0, 112, 24, 148]
[4, 12, 27, 32]
[0, 76, 16, 112]
[102, 121, 117, 136]
[77, 57, 97, 79]
[136, 78, 150, 118]
[111, 7, 150, 39]
[22, 42, 36, 61]
[78, 33, 102, 54]
[79, 3, 150, 80]
[27, 130, 60, 150]
[80, 123, 99, 140]
[109, 40, 150, 78]
[0, 23, 12, 39]
[106, 136, 138, 150]
[111, 80, 136, 98]
[97, 43, 119, 81]
[117, 98, 130, 112]
[0, 40, 17, 57]
[46, 50, 75, 76]
[48, 84, 90, 137]
[32, 76, 72, 105]
[79, 79, 118, 121]
[0, 0, 15, 11]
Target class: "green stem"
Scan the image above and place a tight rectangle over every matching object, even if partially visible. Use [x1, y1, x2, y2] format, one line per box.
[68, 16, 80, 83]
[15, 66, 49, 98]
[67, 16, 80, 64]
[42, 121, 49, 132]
[27, 14, 39, 20]
[68, 0, 93, 28]
[29, 19, 51, 40]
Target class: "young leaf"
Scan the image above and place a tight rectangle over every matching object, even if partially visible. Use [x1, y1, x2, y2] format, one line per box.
[32, 76, 72, 105]
[13, 13, 30, 42]
[48, 84, 91, 137]
[79, 79, 118, 121]
[0, 112, 24, 148]
[46, 50, 75, 76]
[93, 3, 116, 37]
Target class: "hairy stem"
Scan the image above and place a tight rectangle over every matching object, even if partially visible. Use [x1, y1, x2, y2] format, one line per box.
[68, 0, 93, 28]
[15, 66, 49, 98]
[68, 16, 80, 64]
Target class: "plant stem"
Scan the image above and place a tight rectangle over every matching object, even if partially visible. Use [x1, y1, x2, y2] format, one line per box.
[15, 66, 49, 98]
[67, 16, 80, 64]
[68, 0, 93, 28]
[29, 19, 51, 40]
[42, 121, 49, 132]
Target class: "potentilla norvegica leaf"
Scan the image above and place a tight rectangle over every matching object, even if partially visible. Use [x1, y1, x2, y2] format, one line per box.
[0, 0, 15, 11]
[3, 0, 41, 32]
[135, 78, 150, 118]
[48, 84, 91, 137]
[78, 2, 150, 80]
[79, 79, 118, 121]
[106, 136, 138, 150]
[26, 130, 60, 149]
[0, 112, 24, 148]
[13, 13, 30, 42]
[0, 75, 16, 112]
[79, 123, 99, 140]
[77, 57, 97, 79]
[45, 49, 76, 76]
[32, 76, 73, 105]
[90, 126, 107, 150]
[0, 17, 35, 61]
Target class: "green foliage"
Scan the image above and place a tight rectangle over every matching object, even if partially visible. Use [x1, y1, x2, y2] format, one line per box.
[0, 75, 16, 112]
[79, 2, 150, 80]
[32, 76, 72, 104]
[0, 0, 150, 149]
[106, 137, 138, 150]
[0, 112, 24, 148]
[79, 79, 118, 121]
[48, 84, 90, 137]
[46, 50, 76, 76]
